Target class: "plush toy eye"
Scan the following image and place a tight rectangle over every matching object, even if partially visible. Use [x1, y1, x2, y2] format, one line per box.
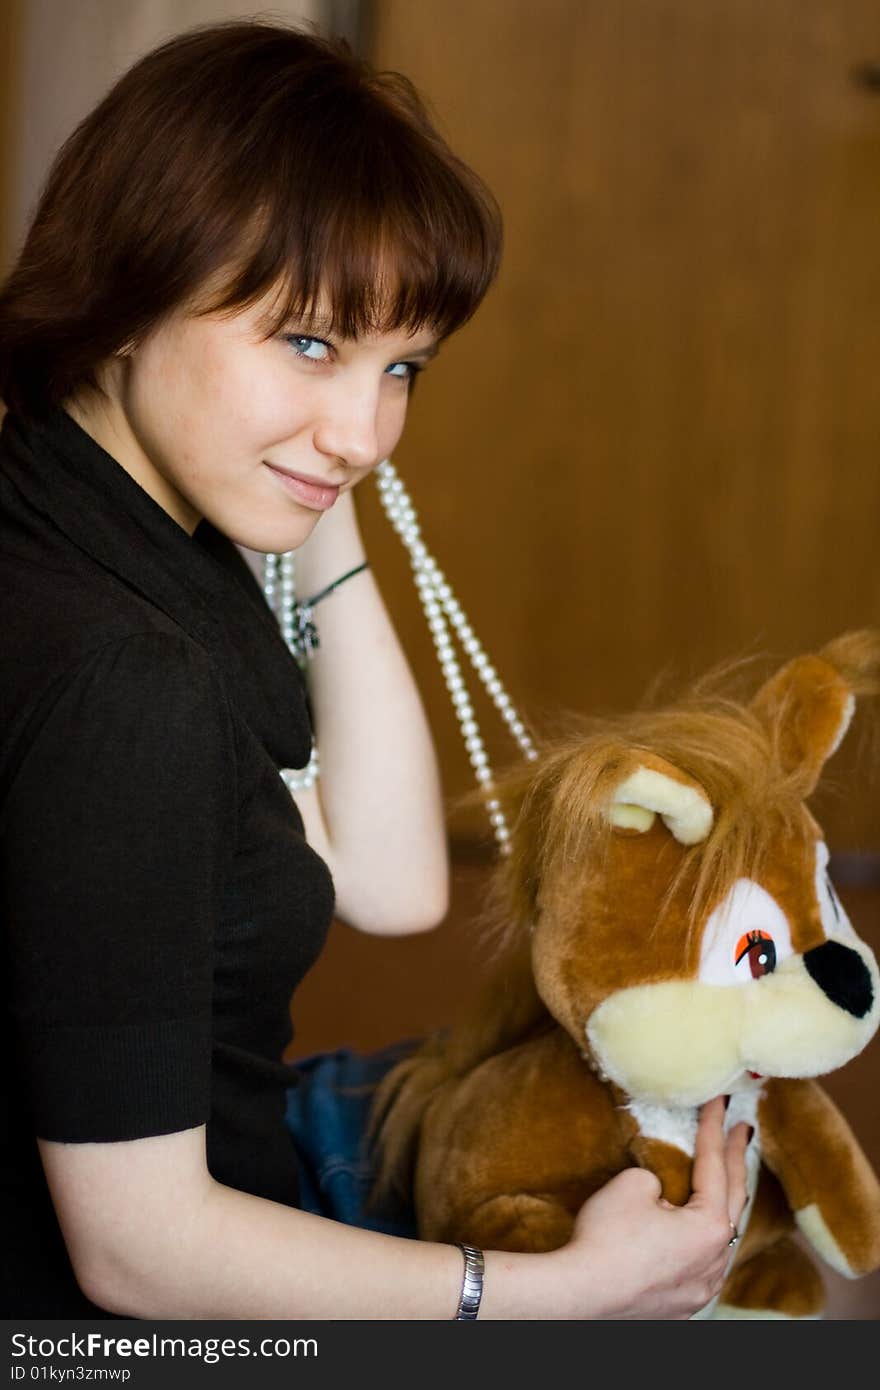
[735, 930, 776, 979]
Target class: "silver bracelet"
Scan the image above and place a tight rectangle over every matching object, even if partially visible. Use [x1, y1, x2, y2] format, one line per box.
[454, 1243, 484, 1320]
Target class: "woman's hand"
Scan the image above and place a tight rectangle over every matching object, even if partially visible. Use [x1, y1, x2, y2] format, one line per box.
[542, 1096, 750, 1319]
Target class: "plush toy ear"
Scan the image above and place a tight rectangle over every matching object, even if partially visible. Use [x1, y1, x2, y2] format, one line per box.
[609, 753, 713, 845]
[749, 631, 880, 794]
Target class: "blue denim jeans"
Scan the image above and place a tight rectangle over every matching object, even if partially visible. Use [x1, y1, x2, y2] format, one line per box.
[284, 1040, 420, 1238]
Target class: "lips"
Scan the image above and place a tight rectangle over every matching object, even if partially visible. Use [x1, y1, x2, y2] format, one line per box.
[264, 462, 340, 511]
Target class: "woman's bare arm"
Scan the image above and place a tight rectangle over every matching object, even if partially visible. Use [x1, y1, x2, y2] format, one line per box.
[291, 488, 449, 936]
[39, 1098, 748, 1320]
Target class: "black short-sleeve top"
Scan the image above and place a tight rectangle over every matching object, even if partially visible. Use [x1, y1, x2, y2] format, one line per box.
[0, 407, 335, 1315]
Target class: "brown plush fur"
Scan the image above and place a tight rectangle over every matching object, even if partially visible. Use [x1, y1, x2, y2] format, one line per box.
[370, 632, 880, 1318]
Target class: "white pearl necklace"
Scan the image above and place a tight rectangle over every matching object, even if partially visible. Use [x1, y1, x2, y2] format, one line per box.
[262, 459, 537, 854]
[261, 550, 321, 794]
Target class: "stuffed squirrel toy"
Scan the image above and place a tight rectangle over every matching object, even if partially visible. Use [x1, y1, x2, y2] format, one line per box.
[372, 632, 880, 1318]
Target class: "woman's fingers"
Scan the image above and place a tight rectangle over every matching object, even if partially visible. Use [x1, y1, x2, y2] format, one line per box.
[688, 1095, 728, 1214]
[724, 1120, 751, 1228]
[690, 1100, 752, 1263]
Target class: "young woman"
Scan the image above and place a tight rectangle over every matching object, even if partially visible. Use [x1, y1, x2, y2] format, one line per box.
[0, 20, 748, 1319]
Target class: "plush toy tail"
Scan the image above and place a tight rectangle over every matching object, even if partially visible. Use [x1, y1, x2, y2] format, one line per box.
[367, 1037, 453, 1216]
[368, 935, 549, 1218]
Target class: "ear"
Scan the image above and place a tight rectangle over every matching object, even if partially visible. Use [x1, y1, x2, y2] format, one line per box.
[748, 631, 880, 792]
[609, 753, 713, 845]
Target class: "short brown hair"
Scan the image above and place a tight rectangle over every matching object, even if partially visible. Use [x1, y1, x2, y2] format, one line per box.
[0, 20, 502, 419]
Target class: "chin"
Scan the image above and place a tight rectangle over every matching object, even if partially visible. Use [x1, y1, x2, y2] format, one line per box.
[202, 508, 321, 554]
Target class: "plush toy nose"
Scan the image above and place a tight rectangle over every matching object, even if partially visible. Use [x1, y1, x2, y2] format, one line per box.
[803, 940, 874, 1019]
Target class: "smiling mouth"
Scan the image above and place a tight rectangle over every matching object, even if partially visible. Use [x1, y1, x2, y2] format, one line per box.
[264, 463, 340, 511]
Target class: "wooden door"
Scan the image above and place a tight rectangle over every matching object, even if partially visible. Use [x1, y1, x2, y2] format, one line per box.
[361, 0, 880, 856]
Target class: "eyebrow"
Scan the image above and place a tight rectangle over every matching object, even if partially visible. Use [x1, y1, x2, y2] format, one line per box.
[406, 341, 440, 362]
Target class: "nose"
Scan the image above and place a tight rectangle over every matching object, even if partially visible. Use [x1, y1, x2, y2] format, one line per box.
[804, 940, 874, 1019]
[313, 383, 380, 471]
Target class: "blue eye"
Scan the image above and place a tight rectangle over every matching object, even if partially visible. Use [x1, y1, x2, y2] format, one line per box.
[385, 361, 422, 382]
[286, 335, 331, 362]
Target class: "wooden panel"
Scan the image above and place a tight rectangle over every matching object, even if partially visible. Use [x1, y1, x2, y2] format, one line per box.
[360, 0, 880, 851]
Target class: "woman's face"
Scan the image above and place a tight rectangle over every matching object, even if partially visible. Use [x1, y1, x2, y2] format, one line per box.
[69, 289, 438, 551]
